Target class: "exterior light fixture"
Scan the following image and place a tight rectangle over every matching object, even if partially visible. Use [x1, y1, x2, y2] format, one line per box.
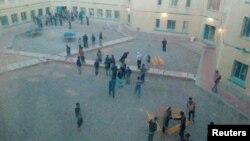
[126, 7, 131, 12]
[161, 12, 167, 18]
[207, 17, 214, 22]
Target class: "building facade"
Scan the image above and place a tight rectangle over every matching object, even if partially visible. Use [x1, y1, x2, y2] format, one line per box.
[0, 0, 249, 95]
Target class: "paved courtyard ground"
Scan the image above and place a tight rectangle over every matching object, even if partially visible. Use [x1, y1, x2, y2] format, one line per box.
[0, 20, 249, 141]
[0, 62, 249, 141]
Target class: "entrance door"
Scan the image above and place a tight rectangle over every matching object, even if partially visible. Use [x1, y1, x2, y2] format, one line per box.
[204, 24, 216, 41]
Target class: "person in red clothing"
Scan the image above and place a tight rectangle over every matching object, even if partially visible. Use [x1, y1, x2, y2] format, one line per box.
[212, 70, 221, 93]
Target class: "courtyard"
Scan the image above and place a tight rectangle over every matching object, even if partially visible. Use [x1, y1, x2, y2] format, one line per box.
[0, 20, 249, 141]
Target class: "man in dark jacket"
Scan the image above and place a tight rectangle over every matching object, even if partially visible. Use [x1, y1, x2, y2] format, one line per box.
[75, 102, 83, 131]
[148, 117, 158, 141]
[94, 59, 99, 76]
[162, 38, 167, 52]
[179, 111, 186, 141]
[76, 56, 82, 74]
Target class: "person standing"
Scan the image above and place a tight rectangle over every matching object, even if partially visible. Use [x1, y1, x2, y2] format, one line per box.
[104, 55, 111, 76]
[162, 107, 172, 132]
[146, 55, 151, 70]
[99, 32, 103, 46]
[117, 69, 124, 88]
[91, 34, 96, 47]
[68, 20, 71, 29]
[94, 59, 99, 76]
[86, 16, 89, 25]
[187, 97, 195, 122]
[83, 34, 88, 48]
[75, 103, 83, 131]
[66, 45, 71, 61]
[135, 76, 142, 98]
[162, 38, 167, 52]
[137, 52, 142, 69]
[76, 56, 82, 74]
[125, 67, 132, 84]
[212, 70, 221, 93]
[140, 64, 147, 83]
[97, 49, 102, 63]
[109, 78, 116, 98]
[79, 48, 85, 64]
[179, 112, 186, 141]
[148, 117, 158, 141]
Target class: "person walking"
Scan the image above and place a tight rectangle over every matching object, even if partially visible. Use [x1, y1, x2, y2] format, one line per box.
[91, 34, 96, 47]
[66, 45, 71, 61]
[76, 56, 82, 74]
[162, 107, 172, 132]
[109, 78, 116, 98]
[75, 102, 83, 131]
[187, 97, 195, 122]
[148, 117, 158, 141]
[146, 55, 151, 70]
[111, 64, 118, 80]
[68, 20, 71, 29]
[137, 52, 142, 69]
[179, 112, 186, 141]
[135, 76, 142, 98]
[125, 66, 132, 84]
[99, 32, 103, 46]
[86, 16, 89, 25]
[212, 70, 221, 93]
[162, 38, 167, 52]
[94, 59, 99, 76]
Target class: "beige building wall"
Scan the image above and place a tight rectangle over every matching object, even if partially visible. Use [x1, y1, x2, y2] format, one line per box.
[216, 0, 250, 95]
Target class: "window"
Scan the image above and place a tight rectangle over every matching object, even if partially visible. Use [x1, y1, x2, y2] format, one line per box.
[30, 10, 36, 20]
[182, 21, 189, 33]
[97, 9, 103, 18]
[241, 17, 250, 38]
[21, 12, 27, 22]
[114, 11, 120, 19]
[155, 19, 160, 28]
[0, 16, 9, 26]
[89, 8, 94, 17]
[46, 7, 50, 14]
[169, 0, 178, 6]
[158, 0, 162, 5]
[11, 13, 18, 24]
[207, 0, 221, 11]
[186, 0, 191, 7]
[38, 8, 43, 16]
[204, 24, 216, 41]
[167, 20, 176, 31]
[106, 10, 112, 19]
[231, 61, 248, 87]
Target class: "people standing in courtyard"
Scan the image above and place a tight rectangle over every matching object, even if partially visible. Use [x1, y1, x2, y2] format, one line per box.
[99, 32, 103, 46]
[135, 76, 142, 98]
[76, 56, 82, 74]
[212, 70, 221, 93]
[104, 55, 111, 76]
[109, 78, 116, 98]
[179, 111, 186, 141]
[125, 66, 132, 84]
[94, 59, 99, 76]
[162, 107, 172, 132]
[162, 38, 167, 52]
[187, 97, 195, 122]
[91, 34, 96, 47]
[148, 117, 158, 141]
[97, 49, 102, 63]
[75, 102, 83, 131]
[137, 52, 142, 69]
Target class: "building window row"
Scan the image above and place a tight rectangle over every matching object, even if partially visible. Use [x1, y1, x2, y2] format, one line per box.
[155, 19, 189, 34]
[241, 16, 250, 38]
[207, 0, 221, 11]
[79, 7, 120, 20]
[230, 60, 249, 88]
[157, 0, 191, 7]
